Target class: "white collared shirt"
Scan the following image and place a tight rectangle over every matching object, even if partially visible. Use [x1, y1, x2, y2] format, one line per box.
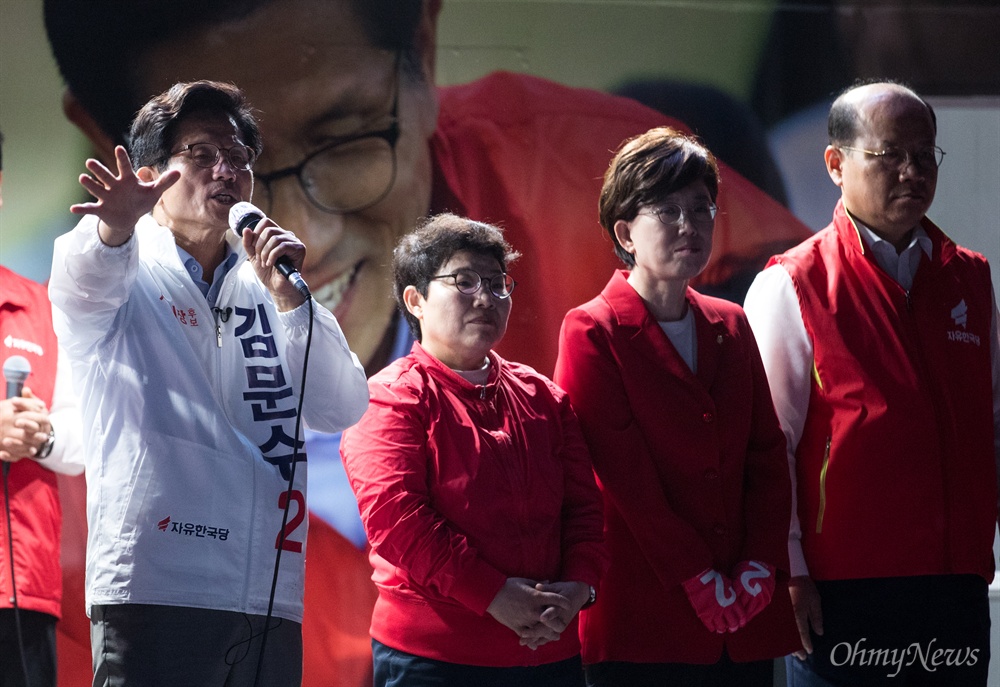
[856, 222, 933, 292]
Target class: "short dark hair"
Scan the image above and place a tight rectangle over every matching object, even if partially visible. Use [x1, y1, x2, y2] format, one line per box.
[44, 0, 424, 146]
[128, 81, 262, 172]
[392, 213, 520, 341]
[599, 127, 720, 268]
[828, 79, 937, 146]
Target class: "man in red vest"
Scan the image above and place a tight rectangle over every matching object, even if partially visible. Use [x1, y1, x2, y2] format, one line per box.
[1, 132, 84, 687]
[745, 81, 1000, 686]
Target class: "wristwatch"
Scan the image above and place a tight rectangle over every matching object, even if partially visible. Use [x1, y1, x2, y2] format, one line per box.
[37, 429, 55, 460]
[584, 585, 597, 608]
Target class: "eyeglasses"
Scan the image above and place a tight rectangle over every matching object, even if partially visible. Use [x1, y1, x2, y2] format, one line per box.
[429, 269, 517, 300]
[839, 145, 945, 170]
[640, 202, 717, 227]
[172, 143, 256, 171]
[254, 56, 401, 215]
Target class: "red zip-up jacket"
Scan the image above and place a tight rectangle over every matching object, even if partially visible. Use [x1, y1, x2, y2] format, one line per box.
[772, 202, 997, 582]
[341, 342, 606, 667]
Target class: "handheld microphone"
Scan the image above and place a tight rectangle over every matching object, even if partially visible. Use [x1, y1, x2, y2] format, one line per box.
[229, 202, 311, 298]
[4, 356, 31, 400]
[3, 356, 31, 477]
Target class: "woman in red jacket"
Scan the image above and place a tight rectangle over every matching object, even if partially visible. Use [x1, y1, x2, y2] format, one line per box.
[340, 213, 606, 687]
[553, 128, 798, 687]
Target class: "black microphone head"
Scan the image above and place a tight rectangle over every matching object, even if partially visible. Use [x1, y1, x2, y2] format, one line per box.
[229, 201, 265, 236]
[3, 355, 31, 386]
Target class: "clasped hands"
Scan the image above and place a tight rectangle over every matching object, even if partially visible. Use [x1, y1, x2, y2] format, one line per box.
[0, 391, 52, 463]
[681, 560, 775, 634]
[486, 577, 591, 651]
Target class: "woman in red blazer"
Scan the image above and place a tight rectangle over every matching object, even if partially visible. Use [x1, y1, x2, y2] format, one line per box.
[553, 127, 798, 687]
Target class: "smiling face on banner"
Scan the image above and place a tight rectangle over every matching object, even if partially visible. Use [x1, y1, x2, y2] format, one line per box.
[64, 0, 440, 375]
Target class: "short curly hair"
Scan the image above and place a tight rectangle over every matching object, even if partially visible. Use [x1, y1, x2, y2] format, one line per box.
[392, 213, 520, 341]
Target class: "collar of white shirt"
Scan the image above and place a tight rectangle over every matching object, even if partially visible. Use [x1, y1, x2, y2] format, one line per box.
[856, 221, 933, 290]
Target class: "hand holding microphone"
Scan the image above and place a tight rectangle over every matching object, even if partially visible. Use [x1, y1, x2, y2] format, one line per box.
[229, 202, 311, 300]
[2, 356, 52, 471]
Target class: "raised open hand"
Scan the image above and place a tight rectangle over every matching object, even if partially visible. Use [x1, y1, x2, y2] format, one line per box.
[72, 146, 180, 245]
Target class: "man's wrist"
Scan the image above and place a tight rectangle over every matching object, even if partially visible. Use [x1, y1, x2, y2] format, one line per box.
[36, 428, 55, 460]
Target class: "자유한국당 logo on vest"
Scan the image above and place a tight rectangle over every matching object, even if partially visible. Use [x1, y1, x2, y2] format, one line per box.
[946, 299, 980, 346]
[156, 515, 230, 541]
[3, 334, 44, 357]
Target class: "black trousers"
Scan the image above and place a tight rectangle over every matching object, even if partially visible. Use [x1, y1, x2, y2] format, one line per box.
[584, 650, 773, 687]
[787, 574, 991, 687]
[0, 609, 57, 687]
[372, 639, 585, 687]
[90, 604, 302, 687]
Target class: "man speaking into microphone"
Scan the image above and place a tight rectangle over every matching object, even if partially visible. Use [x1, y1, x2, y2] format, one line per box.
[48, 81, 369, 686]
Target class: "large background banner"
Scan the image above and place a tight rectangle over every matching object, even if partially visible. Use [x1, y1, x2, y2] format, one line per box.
[2, 1, 998, 287]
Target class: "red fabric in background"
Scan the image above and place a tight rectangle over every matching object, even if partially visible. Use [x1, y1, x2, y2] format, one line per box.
[55, 474, 88, 687]
[300, 519, 378, 687]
